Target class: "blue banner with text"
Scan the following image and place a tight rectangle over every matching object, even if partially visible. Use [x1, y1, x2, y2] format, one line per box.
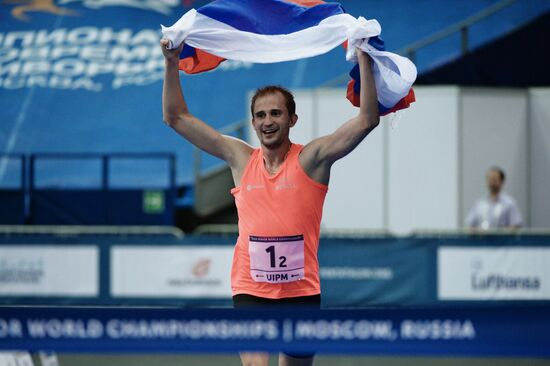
[0, 305, 549, 356]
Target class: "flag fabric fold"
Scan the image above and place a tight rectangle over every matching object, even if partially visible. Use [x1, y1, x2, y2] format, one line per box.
[161, 0, 416, 115]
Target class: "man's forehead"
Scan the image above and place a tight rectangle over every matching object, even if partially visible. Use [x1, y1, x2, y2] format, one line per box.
[253, 92, 286, 112]
[487, 170, 501, 179]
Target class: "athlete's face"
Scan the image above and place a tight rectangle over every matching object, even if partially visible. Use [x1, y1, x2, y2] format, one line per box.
[252, 91, 297, 149]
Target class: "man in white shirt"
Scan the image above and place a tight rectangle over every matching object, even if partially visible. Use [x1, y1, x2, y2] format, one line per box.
[465, 167, 523, 230]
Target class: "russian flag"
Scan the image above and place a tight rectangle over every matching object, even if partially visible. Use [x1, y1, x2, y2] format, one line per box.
[162, 0, 416, 115]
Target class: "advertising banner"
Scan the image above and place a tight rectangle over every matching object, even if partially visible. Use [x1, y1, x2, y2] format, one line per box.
[319, 239, 433, 306]
[110, 245, 233, 298]
[0, 305, 549, 357]
[438, 246, 550, 300]
[0, 245, 98, 296]
[2, 236, 550, 306]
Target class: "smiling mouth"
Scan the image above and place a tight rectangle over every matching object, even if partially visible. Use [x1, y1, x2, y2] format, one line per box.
[262, 128, 278, 135]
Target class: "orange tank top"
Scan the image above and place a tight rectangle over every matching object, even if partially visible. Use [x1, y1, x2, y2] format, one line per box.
[230, 143, 328, 299]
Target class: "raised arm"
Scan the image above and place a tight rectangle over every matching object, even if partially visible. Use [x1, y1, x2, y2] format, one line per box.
[300, 48, 380, 185]
[160, 39, 252, 173]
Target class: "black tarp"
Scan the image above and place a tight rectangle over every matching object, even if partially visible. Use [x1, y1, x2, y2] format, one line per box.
[417, 11, 550, 87]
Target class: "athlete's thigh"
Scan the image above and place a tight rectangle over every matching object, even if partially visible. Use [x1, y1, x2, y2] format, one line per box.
[240, 351, 269, 366]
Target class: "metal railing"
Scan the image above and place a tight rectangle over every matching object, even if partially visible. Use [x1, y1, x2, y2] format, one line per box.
[0, 153, 26, 189]
[322, 0, 518, 87]
[0, 225, 184, 238]
[191, 225, 550, 237]
[0, 152, 177, 225]
[29, 152, 176, 190]
[397, 0, 517, 63]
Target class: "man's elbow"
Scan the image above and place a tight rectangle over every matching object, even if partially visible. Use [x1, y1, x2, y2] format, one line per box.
[368, 116, 380, 130]
[163, 113, 178, 128]
[163, 111, 189, 128]
[359, 114, 380, 132]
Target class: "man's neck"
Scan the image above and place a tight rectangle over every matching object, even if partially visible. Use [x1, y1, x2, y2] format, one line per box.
[262, 141, 292, 173]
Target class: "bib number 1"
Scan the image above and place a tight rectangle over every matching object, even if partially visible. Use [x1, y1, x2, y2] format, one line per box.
[249, 235, 305, 283]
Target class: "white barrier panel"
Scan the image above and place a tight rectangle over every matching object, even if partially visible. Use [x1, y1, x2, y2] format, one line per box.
[438, 246, 550, 300]
[110, 245, 233, 298]
[0, 246, 98, 296]
[0, 352, 33, 366]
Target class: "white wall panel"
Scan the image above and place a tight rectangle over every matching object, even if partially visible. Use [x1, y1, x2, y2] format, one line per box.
[460, 88, 528, 227]
[387, 86, 460, 234]
[314, 89, 385, 230]
[529, 88, 550, 228]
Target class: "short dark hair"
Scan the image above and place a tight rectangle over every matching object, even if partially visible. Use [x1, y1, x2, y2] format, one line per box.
[250, 85, 296, 117]
[489, 166, 505, 181]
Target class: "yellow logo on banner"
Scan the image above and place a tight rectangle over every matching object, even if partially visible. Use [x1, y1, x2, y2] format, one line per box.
[3, 0, 78, 21]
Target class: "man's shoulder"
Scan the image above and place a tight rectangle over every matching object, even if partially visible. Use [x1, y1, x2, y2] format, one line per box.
[473, 196, 489, 207]
[499, 192, 519, 206]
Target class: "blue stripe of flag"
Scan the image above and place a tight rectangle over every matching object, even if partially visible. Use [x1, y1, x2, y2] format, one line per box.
[197, 0, 345, 35]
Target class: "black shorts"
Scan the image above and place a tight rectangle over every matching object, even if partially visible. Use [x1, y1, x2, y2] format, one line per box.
[232, 293, 321, 308]
[232, 293, 321, 358]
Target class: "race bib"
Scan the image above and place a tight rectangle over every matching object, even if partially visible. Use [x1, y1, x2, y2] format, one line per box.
[249, 235, 304, 283]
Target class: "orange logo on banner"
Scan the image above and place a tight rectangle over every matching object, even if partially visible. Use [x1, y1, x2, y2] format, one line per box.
[3, 0, 78, 21]
[192, 258, 211, 279]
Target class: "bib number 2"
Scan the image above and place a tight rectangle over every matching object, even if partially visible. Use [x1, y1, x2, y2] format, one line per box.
[249, 235, 304, 283]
